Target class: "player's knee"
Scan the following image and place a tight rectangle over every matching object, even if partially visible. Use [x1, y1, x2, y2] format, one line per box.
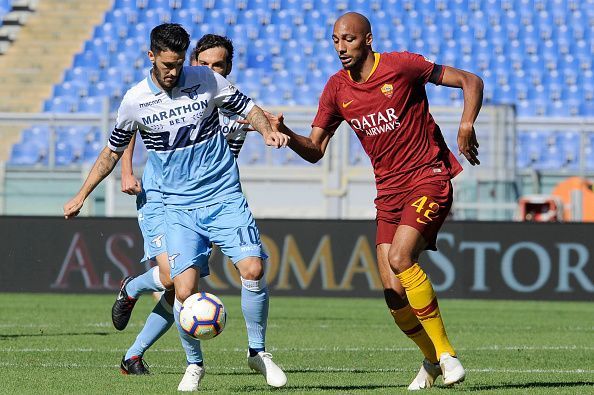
[387, 248, 413, 273]
[238, 259, 265, 281]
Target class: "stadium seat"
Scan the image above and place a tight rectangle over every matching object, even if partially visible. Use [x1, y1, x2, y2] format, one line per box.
[43, 97, 78, 113]
[79, 97, 105, 113]
[27, 0, 594, 170]
[8, 143, 44, 166]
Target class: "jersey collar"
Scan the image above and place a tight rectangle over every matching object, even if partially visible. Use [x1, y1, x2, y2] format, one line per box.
[348, 52, 381, 83]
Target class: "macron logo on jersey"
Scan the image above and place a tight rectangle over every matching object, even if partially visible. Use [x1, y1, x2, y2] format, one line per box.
[348, 107, 401, 137]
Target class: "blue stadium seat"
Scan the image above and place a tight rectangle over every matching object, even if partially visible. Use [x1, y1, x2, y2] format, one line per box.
[53, 81, 88, 98]
[114, 0, 138, 9]
[55, 142, 79, 167]
[9, 143, 44, 166]
[146, 0, 175, 8]
[44, 97, 78, 113]
[83, 141, 104, 164]
[33, 0, 594, 165]
[79, 97, 104, 113]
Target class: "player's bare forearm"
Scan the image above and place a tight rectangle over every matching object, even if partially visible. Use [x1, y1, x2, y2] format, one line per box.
[121, 132, 136, 178]
[246, 106, 290, 148]
[459, 73, 484, 128]
[439, 66, 483, 165]
[439, 66, 484, 126]
[79, 147, 122, 199]
[287, 131, 324, 163]
[64, 146, 122, 219]
[120, 132, 142, 194]
[246, 106, 275, 136]
[283, 125, 330, 163]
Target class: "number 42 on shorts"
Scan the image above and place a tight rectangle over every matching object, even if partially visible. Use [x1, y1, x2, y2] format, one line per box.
[411, 196, 439, 225]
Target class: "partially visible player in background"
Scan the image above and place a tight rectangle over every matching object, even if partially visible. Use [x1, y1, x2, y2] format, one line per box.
[115, 34, 249, 376]
[63, 24, 288, 392]
[252, 12, 483, 390]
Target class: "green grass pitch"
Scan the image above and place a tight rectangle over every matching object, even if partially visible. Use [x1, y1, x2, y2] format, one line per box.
[0, 294, 592, 394]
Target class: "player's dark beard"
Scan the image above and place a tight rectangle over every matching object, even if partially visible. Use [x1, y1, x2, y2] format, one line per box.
[152, 66, 176, 90]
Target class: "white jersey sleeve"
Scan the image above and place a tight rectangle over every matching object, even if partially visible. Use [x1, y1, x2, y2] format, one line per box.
[212, 72, 255, 119]
[107, 94, 141, 152]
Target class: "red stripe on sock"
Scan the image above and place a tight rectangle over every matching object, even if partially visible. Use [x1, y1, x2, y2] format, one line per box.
[411, 297, 438, 317]
[402, 324, 424, 336]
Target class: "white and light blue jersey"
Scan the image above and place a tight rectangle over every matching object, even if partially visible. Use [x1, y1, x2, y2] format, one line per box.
[108, 66, 255, 208]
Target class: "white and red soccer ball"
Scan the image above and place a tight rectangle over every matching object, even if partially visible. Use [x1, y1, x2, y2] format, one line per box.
[179, 292, 227, 340]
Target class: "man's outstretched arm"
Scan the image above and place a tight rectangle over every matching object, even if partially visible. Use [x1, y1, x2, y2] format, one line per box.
[245, 105, 290, 148]
[63, 147, 123, 218]
[260, 112, 333, 163]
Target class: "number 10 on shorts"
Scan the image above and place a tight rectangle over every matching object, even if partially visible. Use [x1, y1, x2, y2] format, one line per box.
[236, 226, 259, 246]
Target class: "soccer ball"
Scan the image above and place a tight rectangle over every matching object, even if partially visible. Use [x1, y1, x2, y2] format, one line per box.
[179, 292, 227, 340]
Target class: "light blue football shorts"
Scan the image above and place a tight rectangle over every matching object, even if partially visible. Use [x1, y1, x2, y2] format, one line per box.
[164, 194, 268, 279]
[136, 190, 167, 262]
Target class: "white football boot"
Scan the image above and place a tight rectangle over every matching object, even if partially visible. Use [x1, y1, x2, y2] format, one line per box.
[247, 351, 287, 388]
[407, 358, 442, 390]
[177, 364, 205, 392]
[439, 353, 466, 386]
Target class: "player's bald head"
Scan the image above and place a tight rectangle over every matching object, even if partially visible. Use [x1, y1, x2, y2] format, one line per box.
[334, 12, 372, 36]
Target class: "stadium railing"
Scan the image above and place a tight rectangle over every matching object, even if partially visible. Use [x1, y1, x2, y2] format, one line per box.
[1, 104, 592, 220]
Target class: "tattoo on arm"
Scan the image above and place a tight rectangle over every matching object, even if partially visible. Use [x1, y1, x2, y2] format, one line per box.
[79, 148, 121, 198]
[247, 107, 273, 136]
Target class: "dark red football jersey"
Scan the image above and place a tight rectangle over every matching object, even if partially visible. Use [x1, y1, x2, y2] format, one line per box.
[312, 51, 463, 194]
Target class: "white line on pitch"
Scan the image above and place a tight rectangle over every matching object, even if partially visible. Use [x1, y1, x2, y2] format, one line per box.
[0, 361, 591, 375]
[1, 345, 594, 353]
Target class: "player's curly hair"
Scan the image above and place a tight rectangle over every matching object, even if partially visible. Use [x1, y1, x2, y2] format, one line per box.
[150, 23, 190, 54]
[192, 34, 234, 64]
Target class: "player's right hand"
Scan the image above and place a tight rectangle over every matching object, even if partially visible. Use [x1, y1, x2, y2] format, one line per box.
[63, 196, 84, 219]
[121, 172, 142, 195]
[264, 131, 290, 148]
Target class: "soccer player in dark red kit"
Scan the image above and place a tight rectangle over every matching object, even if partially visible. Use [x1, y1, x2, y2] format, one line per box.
[258, 12, 483, 390]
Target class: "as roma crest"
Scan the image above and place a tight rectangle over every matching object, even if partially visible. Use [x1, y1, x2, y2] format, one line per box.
[381, 83, 394, 98]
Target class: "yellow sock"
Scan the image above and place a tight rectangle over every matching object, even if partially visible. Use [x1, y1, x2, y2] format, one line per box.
[390, 305, 438, 363]
[396, 263, 456, 358]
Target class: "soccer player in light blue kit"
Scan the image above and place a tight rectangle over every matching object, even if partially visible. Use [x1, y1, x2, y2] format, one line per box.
[115, 35, 264, 378]
[63, 24, 288, 392]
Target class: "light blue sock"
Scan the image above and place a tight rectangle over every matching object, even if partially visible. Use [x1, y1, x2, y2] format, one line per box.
[125, 266, 165, 298]
[174, 298, 203, 365]
[124, 295, 174, 360]
[241, 278, 269, 350]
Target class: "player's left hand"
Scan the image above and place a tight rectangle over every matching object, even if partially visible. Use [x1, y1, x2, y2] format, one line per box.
[457, 123, 480, 166]
[63, 196, 84, 219]
[121, 172, 142, 195]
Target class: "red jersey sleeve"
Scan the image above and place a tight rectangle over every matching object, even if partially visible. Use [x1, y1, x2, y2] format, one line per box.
[397, 51, 442, 85]
[312, 77, 343, 134]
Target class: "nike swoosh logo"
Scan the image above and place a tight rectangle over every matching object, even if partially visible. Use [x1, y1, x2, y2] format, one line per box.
[342, 100, 354, 108]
